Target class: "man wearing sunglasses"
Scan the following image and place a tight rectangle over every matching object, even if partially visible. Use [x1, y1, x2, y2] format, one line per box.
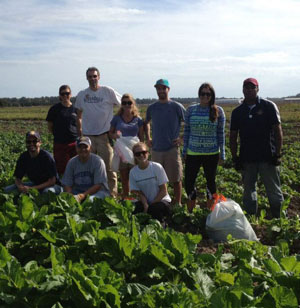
[230, 78, 284, 218]
[75, 67, 122, 197]
[4, 131, 61, 194]
[145, 79, 186, 205]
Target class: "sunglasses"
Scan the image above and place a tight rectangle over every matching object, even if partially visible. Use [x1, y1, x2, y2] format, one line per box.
[122, 101, 132, 106]
[60, 92, 71, 96]
[200, 92, 211, 97]
[87, 74, 98, 79]
[134, 150, 148, 157]
[26, 140, 39, 144]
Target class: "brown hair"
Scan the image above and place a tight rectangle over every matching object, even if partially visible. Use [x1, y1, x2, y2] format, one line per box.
[198, 83, 218, 122]
[86, 67, 100, 78]
[59, 84, 71, 95]
[117, 93, 140, 117]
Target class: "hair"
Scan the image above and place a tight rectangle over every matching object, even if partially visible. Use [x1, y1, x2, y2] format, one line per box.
[198, 82, 218, 122]
[59, 85, 71, 95]
[132, 142, 148, 154]
[116, 93, 140, 117]
[86, 67, 100, 78]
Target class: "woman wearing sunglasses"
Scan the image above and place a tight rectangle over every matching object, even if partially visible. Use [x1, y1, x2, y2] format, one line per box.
[129, 142, 171, 222]
[182, 83, 225, 212]
[109, 93, 144, 198]
[46, 85, 78, 175]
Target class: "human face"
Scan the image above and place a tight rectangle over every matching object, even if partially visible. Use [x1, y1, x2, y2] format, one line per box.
[76, 144, 91, 162]
[59, 89, 71, 103]
[155, 84, 169, 101]
[133, 145, 149, 165]
[121, 99, 133, 113]
[243, 83, 259, 102]
[199, 87, 212, 106]
[87, 70, 100, 90]
[26, 137, 41, 157]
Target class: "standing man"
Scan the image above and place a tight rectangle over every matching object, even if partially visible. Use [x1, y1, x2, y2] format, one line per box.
[4, 131, 61, 194]
[145, 79, 186, 205]
[75, 67, 121, 197]
[230, 78, 284, 218]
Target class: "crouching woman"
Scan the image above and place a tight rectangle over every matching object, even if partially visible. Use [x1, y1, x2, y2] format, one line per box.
[62, 136, 110, 202]
[129, 142, 171, 222]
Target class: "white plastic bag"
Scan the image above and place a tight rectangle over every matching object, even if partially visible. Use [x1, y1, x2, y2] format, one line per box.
[112, 136, 139, 171]
[206, 195, 258, 242]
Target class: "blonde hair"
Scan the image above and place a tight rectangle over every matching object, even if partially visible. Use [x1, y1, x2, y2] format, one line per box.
[117, 93, 140, 117]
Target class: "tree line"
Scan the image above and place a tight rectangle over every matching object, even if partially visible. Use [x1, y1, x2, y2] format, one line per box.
[0, 96, 200, 107]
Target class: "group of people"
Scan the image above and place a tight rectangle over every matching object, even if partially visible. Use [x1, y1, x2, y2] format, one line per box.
[3, 66, 284, 220]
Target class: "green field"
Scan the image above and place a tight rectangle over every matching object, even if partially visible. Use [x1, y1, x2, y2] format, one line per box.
[0, 102, 299, 307]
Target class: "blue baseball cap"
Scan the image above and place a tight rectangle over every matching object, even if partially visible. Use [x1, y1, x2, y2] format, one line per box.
[76, 136, 91, 147]
[154, 79, 170, 88]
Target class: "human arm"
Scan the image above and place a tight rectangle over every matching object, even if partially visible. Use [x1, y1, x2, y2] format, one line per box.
[144, 121, 152, 147]
[108, 125, 121, 139]
[76, 109, 83, 137]
[229, 130, 238, 160]
[217, 106, 226, 161]
[47, 121, 53, 134]
[131, 190, 149, 212]
[75, 184, 103, 202]
[182, 106, 191, 157]
[273, 124, 283, 156]
[150, 183, 168, 204]
[138, 120, 144, 142]
[271, 123, 283, 165]
[30, 176, 57, 191]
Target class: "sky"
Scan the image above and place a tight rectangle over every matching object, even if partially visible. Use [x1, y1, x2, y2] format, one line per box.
[1, 0, 300, 99]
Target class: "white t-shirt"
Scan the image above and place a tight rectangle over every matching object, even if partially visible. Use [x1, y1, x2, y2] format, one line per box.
[75, 85, 121, 135]
[129, 161, 171, 204]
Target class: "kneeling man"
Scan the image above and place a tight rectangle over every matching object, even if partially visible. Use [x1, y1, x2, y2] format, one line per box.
[62, 136, 110, 202]
[4, 131, 61, 194]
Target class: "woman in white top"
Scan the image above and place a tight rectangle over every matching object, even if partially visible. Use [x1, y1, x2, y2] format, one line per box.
[129, 142, 171, 222]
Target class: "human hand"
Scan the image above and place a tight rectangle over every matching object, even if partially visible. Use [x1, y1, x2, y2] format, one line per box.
[143, 203, 149, 213]
[74, 194, 85, 202]
[271, 154, 281, 166]
[116, 130, 122, 138]
[173, 138, 182, 147]
[18, 185, 30, 193]
[146, 139, 152, 148]
[233, 157, 242, 171]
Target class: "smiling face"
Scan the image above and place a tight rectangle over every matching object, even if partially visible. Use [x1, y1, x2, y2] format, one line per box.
[199, 86, 212, 106]
[86, 69, 100, 90]
[243, 82, 259, 103]
[59, 86, 72, 104]
[26, 137, 41, 157]
[155, 84, 169, 102]
[76, 144, 91, 162]
[121, 98, 133, 113]
[133, 143, 149, 167]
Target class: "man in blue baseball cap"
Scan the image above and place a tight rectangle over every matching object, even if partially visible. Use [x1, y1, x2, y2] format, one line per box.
[145, 79, 186, 205]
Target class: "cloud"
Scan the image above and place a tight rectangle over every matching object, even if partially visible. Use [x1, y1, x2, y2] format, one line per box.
[0, 0, 300, 97]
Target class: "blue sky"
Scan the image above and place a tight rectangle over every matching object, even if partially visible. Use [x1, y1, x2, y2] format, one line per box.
[1, 0, 300, 98]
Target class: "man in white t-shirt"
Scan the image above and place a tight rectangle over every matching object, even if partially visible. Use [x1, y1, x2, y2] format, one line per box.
[75, 67, 121, 196]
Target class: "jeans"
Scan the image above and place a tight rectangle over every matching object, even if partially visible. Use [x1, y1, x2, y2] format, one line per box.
[242, 162, 284, 218]
[4, 182, 63, 195]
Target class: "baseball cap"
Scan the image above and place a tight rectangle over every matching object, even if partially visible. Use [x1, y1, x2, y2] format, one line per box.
[26, 131, 41, 140]
[243, 78, 259, 87]
[76, 136, 91, 147]
[154, 79, 170, 88]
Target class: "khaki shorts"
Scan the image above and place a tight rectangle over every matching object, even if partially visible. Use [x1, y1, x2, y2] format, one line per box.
[151, 147, 183, 183]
